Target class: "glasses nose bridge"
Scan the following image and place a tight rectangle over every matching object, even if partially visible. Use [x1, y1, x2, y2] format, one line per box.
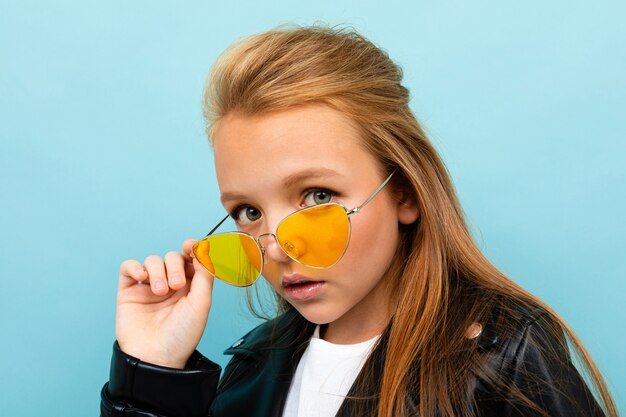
[256, 232, 279, 255]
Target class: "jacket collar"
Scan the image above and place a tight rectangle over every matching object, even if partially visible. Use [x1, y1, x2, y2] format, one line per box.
[223, 308, 315, 358]
[219, 306, 501, 417]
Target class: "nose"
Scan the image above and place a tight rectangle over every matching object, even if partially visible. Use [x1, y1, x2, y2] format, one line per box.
[258, 233, 290, 264]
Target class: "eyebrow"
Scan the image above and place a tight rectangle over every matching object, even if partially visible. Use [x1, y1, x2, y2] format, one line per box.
[220, 167, 343, 204]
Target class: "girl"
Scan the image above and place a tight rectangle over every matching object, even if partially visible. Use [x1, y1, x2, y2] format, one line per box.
[100, 26, 618, 417]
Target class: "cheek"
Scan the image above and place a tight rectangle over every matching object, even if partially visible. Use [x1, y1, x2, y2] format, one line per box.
[340, 209, 400, 276]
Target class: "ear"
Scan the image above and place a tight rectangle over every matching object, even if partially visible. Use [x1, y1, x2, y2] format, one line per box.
[397, 191, 419, 225]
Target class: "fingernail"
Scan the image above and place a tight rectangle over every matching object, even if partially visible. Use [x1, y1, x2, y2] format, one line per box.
[155, 281, 167, 291]
[171, 275, 183, 285]
[135, 268, 144, 276]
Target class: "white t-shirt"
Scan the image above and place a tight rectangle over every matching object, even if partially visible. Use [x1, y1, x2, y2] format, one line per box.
[282, 326, 381, 417]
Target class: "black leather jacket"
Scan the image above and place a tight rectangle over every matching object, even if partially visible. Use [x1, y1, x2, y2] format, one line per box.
[100, 302, 606, 417]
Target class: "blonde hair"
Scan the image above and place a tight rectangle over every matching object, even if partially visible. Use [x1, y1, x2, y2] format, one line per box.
[202, 25, 618, 417]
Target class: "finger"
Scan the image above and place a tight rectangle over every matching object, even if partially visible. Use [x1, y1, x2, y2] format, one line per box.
[144, 255, 169, 296]
[182, 239, 198, 278]
[190, 239, 215, 275]
[182, 238, 197, 262]
[187, 256, 215, 316]
[119, 259, 149, 290]
[164, 251, 187, 290]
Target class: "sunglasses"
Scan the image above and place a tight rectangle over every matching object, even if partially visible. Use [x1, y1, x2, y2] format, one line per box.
[191, 171, 396, 286]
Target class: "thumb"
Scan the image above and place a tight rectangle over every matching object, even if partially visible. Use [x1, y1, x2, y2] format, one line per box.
[187, 256, 215, 316]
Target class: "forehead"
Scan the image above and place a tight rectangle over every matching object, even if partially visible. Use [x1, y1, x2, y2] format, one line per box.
[212, 105, 381, 194]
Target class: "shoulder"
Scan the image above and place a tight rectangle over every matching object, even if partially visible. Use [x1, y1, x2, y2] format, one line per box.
[477, 296, 559, 351]
[474, 298, 605, 416]
[476, 297, 568, 374]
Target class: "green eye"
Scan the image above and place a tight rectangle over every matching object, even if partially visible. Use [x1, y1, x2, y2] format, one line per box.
[233, 206, 261, 224]
[304, 190, 333, 206]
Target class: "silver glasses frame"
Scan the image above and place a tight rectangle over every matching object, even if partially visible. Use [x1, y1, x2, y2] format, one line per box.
[194, 170, 396, 286]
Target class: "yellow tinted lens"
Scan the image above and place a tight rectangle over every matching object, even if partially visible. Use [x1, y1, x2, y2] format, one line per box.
[192, 233, 262, 286]
[276, 204, 349, 268]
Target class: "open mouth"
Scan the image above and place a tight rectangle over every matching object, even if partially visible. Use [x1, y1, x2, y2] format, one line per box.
[282, 279, 313, 288]
[281, 276, 325, 301]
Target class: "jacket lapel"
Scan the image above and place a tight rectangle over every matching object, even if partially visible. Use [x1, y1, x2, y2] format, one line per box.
[211, 311, 315, 417]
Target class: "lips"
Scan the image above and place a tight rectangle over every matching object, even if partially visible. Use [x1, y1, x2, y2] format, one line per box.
[281, 274, 325, 301]
[281, 274, 318, 287]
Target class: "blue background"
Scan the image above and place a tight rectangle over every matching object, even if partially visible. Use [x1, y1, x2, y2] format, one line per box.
[1, 1, 624, 415]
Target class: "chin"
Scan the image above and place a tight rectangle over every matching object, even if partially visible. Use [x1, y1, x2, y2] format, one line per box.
[292, 304, 342, 325]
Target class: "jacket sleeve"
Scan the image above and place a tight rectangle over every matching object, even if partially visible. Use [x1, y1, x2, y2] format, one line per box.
[497, 313, 606, 417]
[100, 341, 222, 417]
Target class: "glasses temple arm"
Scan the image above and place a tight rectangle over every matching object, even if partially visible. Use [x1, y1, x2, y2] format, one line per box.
[347, 169, 397, 216]
[205, 213, 230, 237]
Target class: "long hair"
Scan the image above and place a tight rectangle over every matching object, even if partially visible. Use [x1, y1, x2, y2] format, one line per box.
[202, 25, 618, 417]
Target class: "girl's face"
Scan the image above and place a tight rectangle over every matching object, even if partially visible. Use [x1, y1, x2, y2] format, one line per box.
[213, 104, 418, 341]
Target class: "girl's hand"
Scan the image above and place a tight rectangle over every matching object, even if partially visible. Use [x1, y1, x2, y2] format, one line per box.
[115, 239, 215, 369]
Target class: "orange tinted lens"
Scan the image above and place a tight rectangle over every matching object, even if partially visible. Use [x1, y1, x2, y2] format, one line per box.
[192, 233, 262, 286]
[276, 204, 349, 268]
